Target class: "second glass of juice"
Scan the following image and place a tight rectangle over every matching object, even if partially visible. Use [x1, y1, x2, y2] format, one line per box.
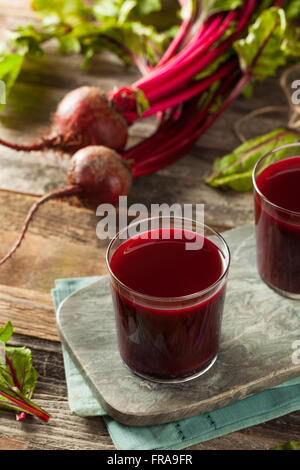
[106, 216, 230, 383]
[253, 143, 300, 299]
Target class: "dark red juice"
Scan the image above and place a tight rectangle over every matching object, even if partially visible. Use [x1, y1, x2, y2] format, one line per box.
[109, 228, 227, 381]
[255, 156, 300, 295]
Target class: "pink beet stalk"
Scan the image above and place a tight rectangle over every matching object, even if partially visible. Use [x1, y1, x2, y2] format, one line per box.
[133, 11, 235, 95]
[141, 58, 237, 118]
[158, 17, 193, 66]
[112, 0, 256, 125]
[126, 69, 251, 178]
[0, 389, 50, 422]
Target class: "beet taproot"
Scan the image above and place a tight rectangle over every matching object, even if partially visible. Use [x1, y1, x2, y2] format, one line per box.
[0, 145, 132, 265]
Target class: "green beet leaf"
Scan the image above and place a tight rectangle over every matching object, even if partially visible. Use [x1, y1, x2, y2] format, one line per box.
[32, 0, 92, 26]
[201, 0, 243, 17]
[233, 7, 300, 84]
[206, 128, 300, 192]
[273, 440, 300, 450]
[0, 321, 13, 345]
[181, 0, 242, 21]
[0, 322, 50, 421]
[280, 0, 300, 20]
[0, 53, 24, 111]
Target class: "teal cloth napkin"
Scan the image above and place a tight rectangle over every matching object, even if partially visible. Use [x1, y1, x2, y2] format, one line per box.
[51, 276, 300, 451]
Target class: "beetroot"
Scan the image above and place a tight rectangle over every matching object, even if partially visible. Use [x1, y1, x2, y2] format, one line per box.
[0, 87, 128, 154]
[0, 145, 132, 265]
[67, 145, 132, 210]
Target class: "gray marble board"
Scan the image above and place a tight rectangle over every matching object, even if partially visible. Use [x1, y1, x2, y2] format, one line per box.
[57, 223, 300, 426]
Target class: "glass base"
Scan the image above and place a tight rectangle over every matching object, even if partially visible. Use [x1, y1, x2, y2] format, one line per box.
[122, 354, 218, 384]
[262, 277, 300, 301]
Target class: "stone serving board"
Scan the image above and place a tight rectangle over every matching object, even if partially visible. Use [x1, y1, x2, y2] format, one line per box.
[57, 223, 300, 426]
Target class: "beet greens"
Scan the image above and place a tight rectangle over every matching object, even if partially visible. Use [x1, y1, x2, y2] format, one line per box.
[0, 321, 50, 422]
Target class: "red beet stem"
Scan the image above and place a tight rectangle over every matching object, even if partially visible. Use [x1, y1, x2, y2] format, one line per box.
[123, 109, 182, 161]
[133, 13, 224, 89]
[131, 72, 250, 178]
[123, 97, 202, 164]
[164, 14, 224, 69]
[137, 0, 254, 105]
[126, 70, 239, 175]
[113, 1, 255, 123]
[0, 390, 50, 422]
[0, 186, 80, 266]
[134, 12, 233, 93]
[141, 58, 237, 118]
[158, 18, 192, 66]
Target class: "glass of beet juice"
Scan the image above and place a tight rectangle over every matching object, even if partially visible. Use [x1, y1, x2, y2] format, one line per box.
[253, 143, 300, 299]
[106, 216, 230, 383]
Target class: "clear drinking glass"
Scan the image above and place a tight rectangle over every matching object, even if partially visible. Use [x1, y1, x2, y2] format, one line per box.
[252, 142, 300, 299]
[106, 216, 230, 383]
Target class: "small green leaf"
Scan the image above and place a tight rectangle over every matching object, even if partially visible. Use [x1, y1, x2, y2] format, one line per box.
[0, 322, 13, 345]
[3, 346, 39, 400]
[234, 8, 289, 82]
[92, 0, 162, 23]
[201, 0, 243, 17]
[273, 441, 300, 450]
[281, 0, 300, 20]
[0, 53, 25, 111]
[206, 128, 300, 191]
[134, 0, 162, 16]
[58, 33, 82, 54]
[181, 0, 242, 21]
[118, 0, 138, 24]
[32, 0, 92, 26]
[134, 87, 150, 115]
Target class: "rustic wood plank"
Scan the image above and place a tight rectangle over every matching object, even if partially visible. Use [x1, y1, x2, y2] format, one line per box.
[241, 412, 300, 443]
[0, 434, 29, 450]
[0, 283, 58, 341]
[0, 1, 33, 21]
[0, 228, 108, 292]
[0, 282, 53, 307]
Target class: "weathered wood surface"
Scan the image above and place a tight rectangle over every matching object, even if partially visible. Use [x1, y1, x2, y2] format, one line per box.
[0, 0, 299, 450]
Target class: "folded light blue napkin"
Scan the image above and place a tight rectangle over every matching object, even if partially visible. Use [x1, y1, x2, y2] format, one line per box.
[51, 276, 300, 451]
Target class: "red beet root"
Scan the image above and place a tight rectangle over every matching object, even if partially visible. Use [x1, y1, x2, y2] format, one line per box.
[67, 145, 132, 209]
[0, 87, 128, 154]
[0, 146, 132, 265]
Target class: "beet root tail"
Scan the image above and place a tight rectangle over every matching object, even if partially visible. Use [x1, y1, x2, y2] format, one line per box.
[0, 186, 80, 266]
[0, 136, 55, 153]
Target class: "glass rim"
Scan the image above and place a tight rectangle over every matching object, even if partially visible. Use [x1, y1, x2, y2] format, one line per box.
[105, 215, 231, 304]
[252, 142, 300, 217]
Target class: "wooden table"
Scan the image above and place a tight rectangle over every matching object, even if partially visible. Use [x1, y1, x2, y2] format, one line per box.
[0, 1, 299, 451]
